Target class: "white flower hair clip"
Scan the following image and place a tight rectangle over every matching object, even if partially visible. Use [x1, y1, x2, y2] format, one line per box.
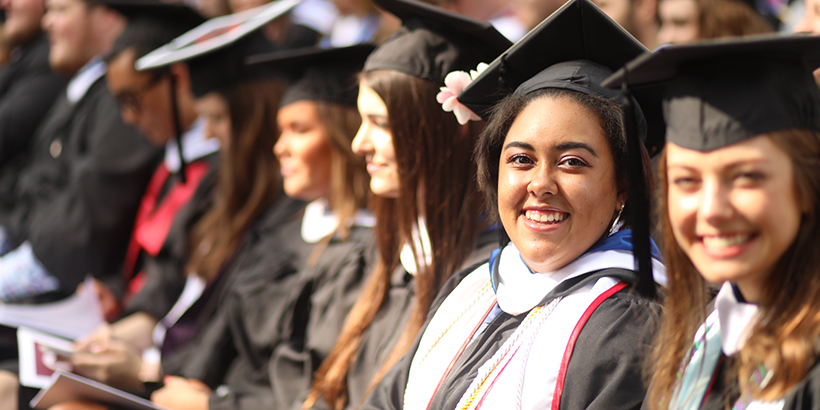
[436, 62, 489, 125]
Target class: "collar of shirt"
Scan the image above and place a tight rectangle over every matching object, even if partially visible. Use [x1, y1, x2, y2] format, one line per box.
[715, 281, 759, 356]
[164, 117, 220, 173]
[66, 57, 106, 104]
[301, 198, 375, 243]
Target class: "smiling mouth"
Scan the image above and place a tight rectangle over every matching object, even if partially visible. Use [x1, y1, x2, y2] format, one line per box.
[524, 210, 568, 224]
[701, 233, 754, 249]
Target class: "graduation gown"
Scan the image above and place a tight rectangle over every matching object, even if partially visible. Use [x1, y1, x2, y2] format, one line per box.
[125, 153, 219, 320]
[300, 226, 499, 410]
[197, 214, 376, 410]
[0, 66, 162, 296]
[362, 231, 663, 410]
[160, 195, 307, 378]
[0, 34, 68, 174]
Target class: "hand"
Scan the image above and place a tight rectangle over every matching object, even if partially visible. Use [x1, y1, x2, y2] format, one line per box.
[73, 323, 113, 354]
[151, 376, 211, 410]
[47, 401, 109, 410]
[70, 339, 143, 392]
[77, 279, 121, 322]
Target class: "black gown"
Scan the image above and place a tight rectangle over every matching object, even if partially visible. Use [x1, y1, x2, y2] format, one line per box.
[0, 69, 162, 298]
[126, 153, 220, 321]
[160, 195, 308, 378]
[178, 222, 376, 410]
[362, 260, 661, 410]
[0, 34, 67, 173]
[300, 227, 500, 410]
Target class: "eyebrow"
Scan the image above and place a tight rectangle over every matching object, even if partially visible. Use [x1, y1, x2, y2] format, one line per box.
[502, 140, 598, 157]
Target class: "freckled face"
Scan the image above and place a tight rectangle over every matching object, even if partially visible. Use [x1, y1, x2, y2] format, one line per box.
[498, 96, 624, 273]
[665, 136, 801, 302]
[274, 100, 334, 201]
[352, 82, 399, 198]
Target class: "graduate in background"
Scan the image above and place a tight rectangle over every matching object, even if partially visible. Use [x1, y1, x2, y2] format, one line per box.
[0, 0, 162, 303]
[298, 1, 510, 409]
[146, 44, 376, 410]
[362, 1, 664, 409]
[605, 34, 820, 410]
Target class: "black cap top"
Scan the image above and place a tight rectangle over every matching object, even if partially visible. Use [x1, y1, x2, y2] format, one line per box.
[602, 34, 820, 152]
[102, 0, 205, 27]
[247, 44, 376, 108]
[362, 0, 511, 84]
[458, 0, 664, 154]
[135, 0, 300, 97]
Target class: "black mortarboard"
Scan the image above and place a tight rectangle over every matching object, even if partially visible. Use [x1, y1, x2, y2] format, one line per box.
[458, 0, 664, 155]
[136, 0, 300, 97]
[362, 0, 511, 83]
[247, 44, 375, 108]
[602, 34, 820, 152]
[103, 0, 205, 27]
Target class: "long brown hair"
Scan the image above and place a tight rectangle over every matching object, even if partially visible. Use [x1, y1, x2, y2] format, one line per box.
[648, 129, 820, 409]
[304, 69, 486, 409]
[185, 78, 287, 280]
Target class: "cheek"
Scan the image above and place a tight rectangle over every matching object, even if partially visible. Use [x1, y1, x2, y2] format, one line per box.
[666, 189, 698, 241]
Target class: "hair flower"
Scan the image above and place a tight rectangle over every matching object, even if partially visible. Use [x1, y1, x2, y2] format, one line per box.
[436, 63, 489, 125]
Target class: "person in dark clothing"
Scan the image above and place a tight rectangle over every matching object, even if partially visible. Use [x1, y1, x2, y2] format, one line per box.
[147, 44, 376, 410]
[360, 1, 664, 409]
[296, 1, 508, 409]
[0, 0, 67, 183]
[0, 0, 163, 303]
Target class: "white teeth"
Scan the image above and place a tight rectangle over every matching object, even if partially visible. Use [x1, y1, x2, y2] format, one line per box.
[525, 210, 566, 223]
[702, 234, 751, 248]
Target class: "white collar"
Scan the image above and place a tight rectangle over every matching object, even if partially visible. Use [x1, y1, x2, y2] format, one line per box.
[715, 281, 759, 356]
[66, 57, 107, 104]
[399, 217, 432, 276]
[495, 242, 666, 315]
[300, 198, 375, 243]
[164, 117, 219, 173]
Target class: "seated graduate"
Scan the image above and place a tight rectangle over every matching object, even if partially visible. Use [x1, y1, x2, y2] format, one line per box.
[605, 35, 820, 410]
[0, 0, 162, 304]
[296, 1, 511, 409]
[361, 1, 666, 409]
[100, 0, 215, 322]
[146, 45, 377, 410]
[46, 4, 307, 405]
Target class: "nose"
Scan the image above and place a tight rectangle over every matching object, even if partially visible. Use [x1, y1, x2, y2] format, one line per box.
[351, 123, 371, 157]
[120, 106, 137, 125]
[698, 178, 733, 224]
[273, 132, 287, 159]
[527, 165, 558, 199]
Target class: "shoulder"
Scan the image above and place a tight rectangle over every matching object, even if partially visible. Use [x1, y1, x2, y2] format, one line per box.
[784, 359, 820, 410]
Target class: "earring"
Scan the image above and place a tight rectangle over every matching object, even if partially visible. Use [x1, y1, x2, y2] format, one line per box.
[609, 203, 625, 234]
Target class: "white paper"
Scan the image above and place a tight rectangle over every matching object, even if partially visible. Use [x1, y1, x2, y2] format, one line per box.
[30, 370, 166, 410]
[17, 327, 75, 388]
[0, 277, 103, 339]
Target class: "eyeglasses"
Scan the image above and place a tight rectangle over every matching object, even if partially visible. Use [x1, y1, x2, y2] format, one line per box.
[115, 73, 166, 114]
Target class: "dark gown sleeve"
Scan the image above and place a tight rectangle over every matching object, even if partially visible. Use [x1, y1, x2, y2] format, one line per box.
[559, 289, 661, 410]
[783, 360, 820, 410]
[0, 35, 67, 170]
[24, 78, 162, 290]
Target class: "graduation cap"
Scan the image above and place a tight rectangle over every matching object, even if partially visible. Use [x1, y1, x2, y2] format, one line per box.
[136, 0, 300, 97]
[362, 0, 511, 84]
[103, 0, 205, 28]
[461, 0, 662, 296]
[602, 34, 820, 152]
[247, 44, 376, 108]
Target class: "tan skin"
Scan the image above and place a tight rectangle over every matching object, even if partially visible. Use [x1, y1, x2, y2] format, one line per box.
[666, 136, 803, 303]
[107, 49, 199, 147]
[41, 0, 124, 75]
[497, 96, 625, 273]
[351, 82, 400, 198]
[274, 100, 335, 201]
[1, 0, 45, 47]
[657, 0, 699, 44]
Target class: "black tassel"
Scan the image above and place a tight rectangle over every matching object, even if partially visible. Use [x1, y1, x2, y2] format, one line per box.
[169, 73, 187, 183]
[622, 74, 656, 299]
